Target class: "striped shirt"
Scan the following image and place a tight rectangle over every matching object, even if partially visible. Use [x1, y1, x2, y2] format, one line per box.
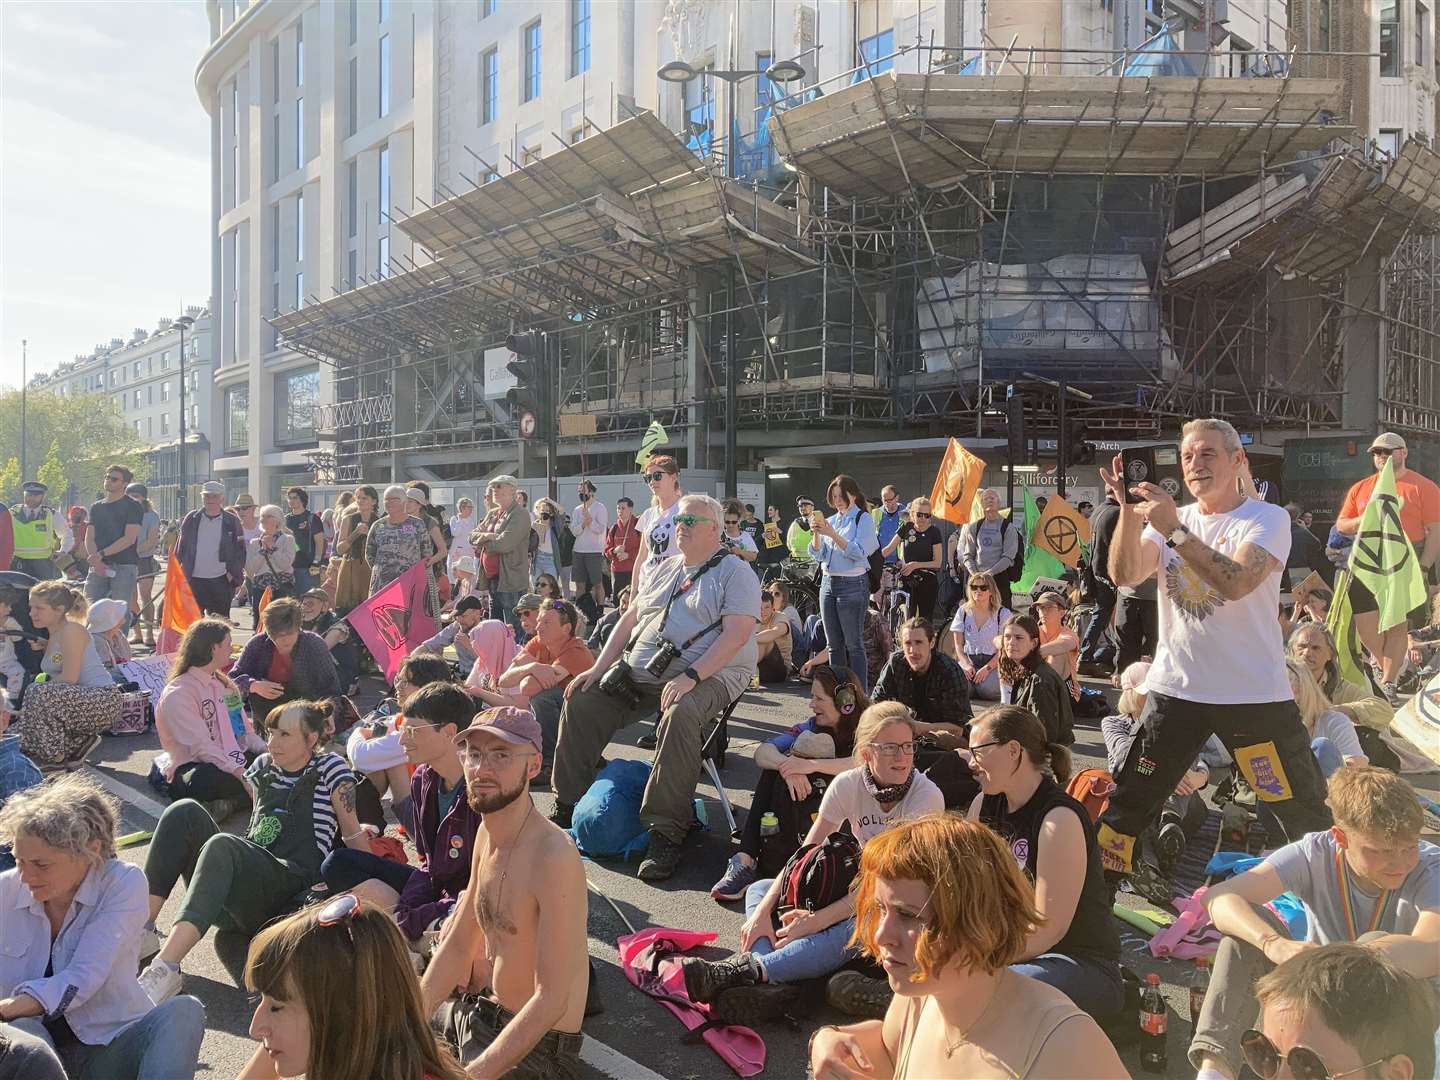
[245, 751, 355, 858]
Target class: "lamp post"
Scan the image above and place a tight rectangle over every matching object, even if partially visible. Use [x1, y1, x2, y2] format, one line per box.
[175, 315, 195, 515]
[19, 339, 27, 483]
[657, 53, 805, 494]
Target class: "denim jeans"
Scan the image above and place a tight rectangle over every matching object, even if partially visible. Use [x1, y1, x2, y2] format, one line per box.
[743, 878, 857, 984]
[293, 566, 316, 594]
[321, 846, 416, 895]
[533, 551, 557, 582]
[820, 573, 870, 691]
[10, 995, 205, 1080]
[84, 564, 139, 616]
[493, 590, 523, 635]
[1010, 952, 1125, 1020]
[1311, 736, 1343, 778]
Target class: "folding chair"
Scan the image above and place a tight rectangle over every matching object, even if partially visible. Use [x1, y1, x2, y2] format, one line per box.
[633, 689, 746, 841]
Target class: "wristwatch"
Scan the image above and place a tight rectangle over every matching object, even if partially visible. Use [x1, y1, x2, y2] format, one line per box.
[682, 666, 701, 683]
[1165, 526, 1190, 549]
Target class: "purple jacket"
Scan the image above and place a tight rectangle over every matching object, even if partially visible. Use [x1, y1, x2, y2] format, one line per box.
[231, 631, 340, 701]
[395, 763, 481, 940]
[177, 508, 246, 584]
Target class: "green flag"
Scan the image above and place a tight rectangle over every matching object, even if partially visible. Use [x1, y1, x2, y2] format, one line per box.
[636, 420, 668, 467]
[1348, 458, 1427, 633]
[1325, 569, 1371, 691]
[1016, 489, 1067, 593]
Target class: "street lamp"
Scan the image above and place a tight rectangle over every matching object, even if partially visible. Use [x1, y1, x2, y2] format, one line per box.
[19, 339, 27, 484]
[175, 314, 195, 515]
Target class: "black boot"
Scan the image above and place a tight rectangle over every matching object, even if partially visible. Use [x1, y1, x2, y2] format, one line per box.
[548, 800, 574, 829]
[678, 953, 761, 1004]
[637, 831, 683, 881]
[826, 970, 893, 1019]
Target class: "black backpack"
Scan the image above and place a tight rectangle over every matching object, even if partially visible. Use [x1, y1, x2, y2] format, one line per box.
[775, 831, 862, 917]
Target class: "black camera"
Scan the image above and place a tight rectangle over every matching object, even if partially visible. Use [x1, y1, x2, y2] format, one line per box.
[643, 638, 682, 678]
[597, 659, 644, 708]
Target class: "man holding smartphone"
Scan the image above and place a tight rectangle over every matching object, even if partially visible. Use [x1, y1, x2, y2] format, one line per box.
[1094, 418, 1331, 876]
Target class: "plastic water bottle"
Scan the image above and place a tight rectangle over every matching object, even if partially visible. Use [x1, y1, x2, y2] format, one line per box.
[1139, 972, 1168, 1073]
[759, 812, 779, 837]
[692, 797, 708, 829]
[1189, 956, 1210, 1028]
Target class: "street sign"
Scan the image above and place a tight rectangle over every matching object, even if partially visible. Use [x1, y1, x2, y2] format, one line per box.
[518, 411, 538, 439]
[483, 346, 518, 400]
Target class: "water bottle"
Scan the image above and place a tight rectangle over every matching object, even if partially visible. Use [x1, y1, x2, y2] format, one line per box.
[1189, 956, 1210, 1028]
[1139, 972, 1168, 1073]
[692, 797, 708, 829]
[759, 812, 779, 837]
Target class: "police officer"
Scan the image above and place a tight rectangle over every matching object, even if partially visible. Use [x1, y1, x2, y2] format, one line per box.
[11, 481, 68, 581]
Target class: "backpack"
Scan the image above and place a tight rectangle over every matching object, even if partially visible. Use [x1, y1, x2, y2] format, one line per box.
[866, 547, 885, 592]
[997, 516, 1024, 585]
[1065, 767, 1117, 824]
[775, 830, 862, 916]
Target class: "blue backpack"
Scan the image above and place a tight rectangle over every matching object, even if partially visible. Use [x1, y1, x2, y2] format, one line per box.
[570, 759, 653, 860]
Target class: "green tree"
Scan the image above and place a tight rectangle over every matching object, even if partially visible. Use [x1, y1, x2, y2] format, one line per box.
[0, 457, 20, 505]
[36, 440, 68, 504]
[0, 389, 142, 504]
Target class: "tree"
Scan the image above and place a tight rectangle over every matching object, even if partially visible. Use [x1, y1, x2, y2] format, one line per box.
[0, 458, 19, 505]
[36, 440, 68, 506]
[0, 389, 142, 505]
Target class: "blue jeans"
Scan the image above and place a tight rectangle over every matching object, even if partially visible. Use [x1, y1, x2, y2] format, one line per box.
[293, 566, 316, 594]
[820, 573, 870, 691]
[1011, 952, 1125, 1020]
[84, 564, 139, 628]
[12, 995, 205, 1080]
[1311, 736, 1344, 778]
[321, 846, 416, 895]
[493, 590, 523, 635]
[744, 879, 857, 984]
[533, 551, 557, 582]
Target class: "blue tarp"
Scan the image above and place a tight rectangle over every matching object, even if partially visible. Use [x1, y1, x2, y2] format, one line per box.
[1122, 26, 1201, 77]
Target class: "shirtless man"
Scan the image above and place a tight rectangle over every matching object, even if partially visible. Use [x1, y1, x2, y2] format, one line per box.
[421, 707, 588, 1079]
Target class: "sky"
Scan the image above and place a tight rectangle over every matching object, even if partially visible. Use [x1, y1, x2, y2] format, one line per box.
[0, 0, 212, 389]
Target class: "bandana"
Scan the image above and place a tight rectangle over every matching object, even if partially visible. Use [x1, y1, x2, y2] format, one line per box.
[861, 765, 915, 805]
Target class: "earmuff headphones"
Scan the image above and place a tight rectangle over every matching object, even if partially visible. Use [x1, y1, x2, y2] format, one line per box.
[822, 665, 859, 715]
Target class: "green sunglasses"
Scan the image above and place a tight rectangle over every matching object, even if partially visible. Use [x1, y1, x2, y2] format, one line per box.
[673, 513, 714, 527]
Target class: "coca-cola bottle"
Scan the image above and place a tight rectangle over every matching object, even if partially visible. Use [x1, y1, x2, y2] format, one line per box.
[1190, 956, 1211, 1028]
[1139, 972, 1168, 1073]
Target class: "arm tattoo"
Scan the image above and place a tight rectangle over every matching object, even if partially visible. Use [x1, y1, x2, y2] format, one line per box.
[1181, 540, 1275, 599]
[336, 779, 357, 815]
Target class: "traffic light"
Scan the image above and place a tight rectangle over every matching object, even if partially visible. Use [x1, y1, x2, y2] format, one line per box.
[1006, 389, 1027, 464]
[505, 331, 549, 439]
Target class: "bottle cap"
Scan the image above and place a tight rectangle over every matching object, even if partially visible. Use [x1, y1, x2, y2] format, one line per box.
[760, 812, 778, 824]
[1145, 972, 1161, 985]
[1196, 956, 1208, 968]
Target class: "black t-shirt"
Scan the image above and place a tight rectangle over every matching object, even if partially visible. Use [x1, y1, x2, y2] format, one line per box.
[898, 523, 942, 570]
[88, 496, 145, 565]
[286, 510, 325, 566]
[979, 776, 1120, 964]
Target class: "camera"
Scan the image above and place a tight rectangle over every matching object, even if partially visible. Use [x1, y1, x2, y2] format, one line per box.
[643, 638, 682, 678]
[597, 659, 644, 708]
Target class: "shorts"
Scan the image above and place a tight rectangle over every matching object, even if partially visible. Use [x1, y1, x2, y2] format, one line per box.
[572, 552, 605, 591]
[137, 556, 159, 580]
[1346, 573, 1429, 626]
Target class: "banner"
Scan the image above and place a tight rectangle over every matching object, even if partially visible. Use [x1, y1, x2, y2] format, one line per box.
[1348, 458, 1427, 633]
[1325, 570, 1371, 692]
[1030, 493, 1091, 568]
[1016, 489, 1067, 593]
[345, 562, 438, 681]
[636, 420, 669, 467]
[157, 554, 202, 655]
[256, 586, 275, 622]
[928, 439, 986, 526]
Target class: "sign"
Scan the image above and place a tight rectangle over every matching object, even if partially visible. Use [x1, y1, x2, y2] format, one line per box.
[483, 346, 518, 400]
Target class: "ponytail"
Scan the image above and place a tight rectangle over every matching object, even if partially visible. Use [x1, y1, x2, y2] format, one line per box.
[973, 704, 1070, 782]
[29, 580, 87, 621]
[1045, 742, 1073, 785]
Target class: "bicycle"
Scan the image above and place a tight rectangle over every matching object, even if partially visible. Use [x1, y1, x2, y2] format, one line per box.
[876, 565, 912, 642]
[774, 558, 820, 623]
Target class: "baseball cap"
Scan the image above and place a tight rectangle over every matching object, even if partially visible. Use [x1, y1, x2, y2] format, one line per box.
[1033, 588, 1070, 611]
[1368, 432, 1406, 452]
[125, 483, 148, 498]
[453, 706, 542, 755]
[301, 588, 330, 603]
[201, 481, 225, 495]
[513, 593, 542, 612]
[455, 595, 485, 614]
[403, 486, 430, 505]
[1119, 661, 1152, 693]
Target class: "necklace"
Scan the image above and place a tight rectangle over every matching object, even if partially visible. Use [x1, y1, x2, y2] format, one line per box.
[941, 977, 1004, 1058]
[482, 797, 535, 965]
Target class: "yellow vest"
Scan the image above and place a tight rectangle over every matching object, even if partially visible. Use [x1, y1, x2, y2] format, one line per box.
[12, 511, 55, 560]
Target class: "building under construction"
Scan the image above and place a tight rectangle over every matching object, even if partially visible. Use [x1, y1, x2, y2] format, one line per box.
[272, 35, 1440, 502]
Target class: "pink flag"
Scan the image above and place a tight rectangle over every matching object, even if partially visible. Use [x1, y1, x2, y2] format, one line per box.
[344, 562, 437, 681]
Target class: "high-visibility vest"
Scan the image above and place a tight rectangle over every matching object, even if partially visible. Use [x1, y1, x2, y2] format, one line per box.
[12, 510, 55, 560]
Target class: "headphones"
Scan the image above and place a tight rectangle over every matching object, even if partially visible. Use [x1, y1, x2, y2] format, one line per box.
[820, 664, 858, 715]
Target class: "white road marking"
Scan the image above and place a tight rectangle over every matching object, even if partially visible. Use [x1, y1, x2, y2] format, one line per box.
[81, 765, 170, 820]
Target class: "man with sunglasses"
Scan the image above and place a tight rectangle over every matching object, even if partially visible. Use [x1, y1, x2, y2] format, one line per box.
[82, 463, 145, 608]
[870, 486, 907, 569]
[1335, 433, 1440, 696]
[1190, 765, 1439, 1080]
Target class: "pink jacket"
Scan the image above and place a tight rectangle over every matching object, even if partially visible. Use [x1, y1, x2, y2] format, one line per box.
[155, 667, 265, 781]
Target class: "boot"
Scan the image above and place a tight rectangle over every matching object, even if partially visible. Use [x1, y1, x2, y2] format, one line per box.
[678, 952, 762, 1004]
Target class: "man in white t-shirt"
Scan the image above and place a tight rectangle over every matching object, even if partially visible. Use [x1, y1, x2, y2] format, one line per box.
[570, 480, 609, 615]
[1095, 418, 1331, 875]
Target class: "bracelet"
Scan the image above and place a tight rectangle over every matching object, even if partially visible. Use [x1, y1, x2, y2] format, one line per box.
[343, 829, 368, 842]
[1258, 933, 1280, 960]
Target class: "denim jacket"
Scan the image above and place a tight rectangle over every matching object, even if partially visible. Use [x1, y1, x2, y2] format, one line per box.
[0, 859, 155, 1044]
[810, 506, 878, 576]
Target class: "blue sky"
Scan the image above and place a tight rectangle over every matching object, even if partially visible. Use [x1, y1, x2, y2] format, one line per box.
[0, 0, 212, 388]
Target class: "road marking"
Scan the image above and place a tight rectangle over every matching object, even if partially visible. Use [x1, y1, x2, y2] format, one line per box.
[581, 1035, 670, 1080]
[81, 765, 169, 821]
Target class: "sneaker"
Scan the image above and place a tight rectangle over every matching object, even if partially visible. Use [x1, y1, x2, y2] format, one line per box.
[1077, 661, 1113, 679]
[1380, 681, 1404, 707]
[547, 800, 574, 830]
[637, 831, 683, 881]
[138, 925, 163, 966]
[678, 953, 761, 1004]
[636, 730, 658, 750]
[712, 982, 803, 1025]
[201, 798, 240, 824]
[710, 853, 758, 902]
[137, 958, 182, 1005]
[1154, 820, 1186, 872]
[826, 970, 893, 1019]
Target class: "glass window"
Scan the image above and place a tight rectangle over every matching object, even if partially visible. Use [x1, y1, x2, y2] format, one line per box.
[1418, 3, 1429, 68]
[227, 385, 250, 450]
[295, 19, 304, 85]
[1380, 0, 1401, 76]
[349, 0, 358, 45]
[148, 385, 154, 405]
[1318, 0, 1331, 52]
[348, 248, 358, 286]
[481, 0, 496, 16]
[348, 57, 358, 135]
[296, 190, 304, 262]
[271, 38, 280, 103]
[856, 29, 894, 80]
[161, 413, 170, 435]
[275, 367, 319, 443]
[482, 48, 498, 124]
[295, 97, 304, 167]
[272, 206, 280, 272]
[570, 0, 591, 78]
[378, 143, 390, 225]
[378, 234, 390, 277]
[379, 35, 391, 116]
[1378, 129, 1402, 158]
[295, 271, 305, 310]
[134, 389, 143, 408]
[482, 169, 499, 183]
[347, 159, 358, 237]
[378, 0, 389, 22]
[524, 21, 542, 102]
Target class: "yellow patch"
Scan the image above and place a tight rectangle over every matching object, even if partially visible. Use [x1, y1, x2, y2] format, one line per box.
[1233, 741, 1293, 802]
[1095, 823, 1137, 873]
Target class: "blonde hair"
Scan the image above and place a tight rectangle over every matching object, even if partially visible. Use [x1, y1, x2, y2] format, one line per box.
[29, 579, 87, 621]
[1117, 687, 1145, 720]
[0, 773, 119, 865]
[854, 701, 918, 753]
[962, 572, 1001, 620]
[1327, 764, 1424, 839]
[1285, 658, 1332, 729]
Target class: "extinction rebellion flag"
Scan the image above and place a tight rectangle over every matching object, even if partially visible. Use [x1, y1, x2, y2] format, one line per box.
[1348, 458, 1427, 633]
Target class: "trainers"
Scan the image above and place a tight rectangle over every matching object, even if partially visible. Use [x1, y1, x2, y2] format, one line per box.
[1380, 681, 1404, 707]
[710, 853, 758, 902]
[547, 800, 574, 830]
[678, 953, 761, 1004]
[826, 970, 893, 1019]
[138, 925, 163, 966]
[138, 958, 182, 1004]
[1154, 820, 1186, 872]
[201, 798, 240, 824]
[712, 982, 802, 1025]
[637, 831, 683, 881]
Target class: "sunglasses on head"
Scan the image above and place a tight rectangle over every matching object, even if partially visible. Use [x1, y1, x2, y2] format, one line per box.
[674, 513, 711, 527]
[1241, 1029, 1394, 1080]
[313, 891, 362, 945]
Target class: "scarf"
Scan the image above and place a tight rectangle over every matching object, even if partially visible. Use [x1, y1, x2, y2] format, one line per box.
[861, 764, 915, 805]
[464, 620, 520, 693]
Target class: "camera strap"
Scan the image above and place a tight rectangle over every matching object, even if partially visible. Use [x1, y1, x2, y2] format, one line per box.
[623, 549, 730, 656]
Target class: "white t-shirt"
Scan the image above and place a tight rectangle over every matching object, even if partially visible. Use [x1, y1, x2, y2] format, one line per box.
[635, 501, 681, 588]
[570, 498, 608, 554]
[723, 530, 758, 555]
[817, 766, 944, 845]
[1142, 498, 1292, 705]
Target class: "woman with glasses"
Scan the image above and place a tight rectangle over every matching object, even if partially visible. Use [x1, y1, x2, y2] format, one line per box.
[997, 613, 1074, 748]
[811, 475, 881, 691]
[680, 702, 942, 1023]
[710, 665, 872, 902]
[949, 572, 1010, 701]
[533, 573, 561, 601]
[881, 498, 942, 622]
[964, 705, 1124, 1021]
[721, 499, 759, 564]
[633, 455, 684, 597]
[238, 893, 468, 1080]
[531, 499, 565, 586]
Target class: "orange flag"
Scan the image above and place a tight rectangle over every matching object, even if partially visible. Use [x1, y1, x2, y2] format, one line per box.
[1031, 493, 1092, 568]
[257, 586, 275, 621]
[157, 554, 202, 654]
[929, 438, 986, 526]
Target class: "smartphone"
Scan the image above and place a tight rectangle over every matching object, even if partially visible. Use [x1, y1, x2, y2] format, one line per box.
[1120, 446, 1183, 503]
[810, 510, 826, 528]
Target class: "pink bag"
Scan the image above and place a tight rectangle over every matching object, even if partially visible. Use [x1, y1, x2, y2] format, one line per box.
[1148, 886, 1222, 960]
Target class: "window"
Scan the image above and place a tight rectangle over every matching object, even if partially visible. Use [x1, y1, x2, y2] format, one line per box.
[1418, 3, 1430, 68]
[521, 144, 541, 165]
[271, 207, 280, 272]
[271, 108, 280, 181]
[349, 0, 358, 45]
[348, 57, 358, 135]
[481, 0, 496, 15]
[378, 0, 389, 22]
[226, 385, 249, 450]
[377, 234, 390, 276]
[296, 190, 305, 261]
[271, 38, 280, 103]
[161, 413, 170, 435]
[275, 367, 319, 443]
[347, 159, 358, 237]
[162, 351, 170, 370]
[295, 20, 304, 85]
[161, 381, 170, 402]
[147, 417, 153, 437]
[379, 35, 390, 117]
[1378, 128, 1403, 158]
[570, 0, 591, 77]
[1228, 36, 1255, 77]
[378, 143, 390, 225]
[135, 389, 144, 408]
[481, 48, 498, 124]
[135, 420, 143, 437]
[568, 124, 590, 143]
[1380, 0, 1401, 76]
[1317, 0, 1331, 52]
[295, 97, 304, 167]
[523, 21, 542, 102]
[148, 385, 154, 405]
[348, 248, 358, 285]
[855, 29, 894, 81]
[295, 271, 305, 310]
[482, 169, 500, 183]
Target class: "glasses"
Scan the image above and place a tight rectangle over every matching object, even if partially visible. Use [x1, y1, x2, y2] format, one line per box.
[643, 472, 668, 483]
[460, 745, 533, 769]
[314, 891, 362, 945]
[970, 583, 991, 592]
[725, 519, 740, 525]
[674, 513, 713, 527]
[871, 741, 916, 758]
[967, 739, 1009, 755]
[913, 512, 931, 519]
[1240, 1030, 1393, 1080]
[1371, 448, 1394, 457]
[106, 474, 126, 483]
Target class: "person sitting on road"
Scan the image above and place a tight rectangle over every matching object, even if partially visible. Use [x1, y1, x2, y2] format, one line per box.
[232, 599, 342, 726]
[1240, 944, 1436, 1080]
[415, 594, 487, 672]
[997, 612, 1074, 748]
[1286, 622, 1395, 733]
[137, 700, 372, 1006]
[510, 591, 541, 645]
[710, 665, 869, 902]
[84, 598, 132, 674]
[1032, 588, 1082, 702]
[237, 894, 468, 1080]
[949, 571, 1011, 701]
[754, 590, 792, 685]
[809, 813, 1128, 1080]
[678, 702, 943, 1024]
[421, 708, 589, 1079]
[549, 493, 760, 881]
[323, 683, 481, 944]
[461, 618, 520, 698]
[962, 705, 1124, 1021]
[586, 586, 629, 654]
[0, 775, 205, 1080]
[154, 619, 266, 822]
[767, 582, 805, 658]
[1190, 765, 1439, 1079]
[298, 588, 359, 695]
[1287, 659, 1367, 779]
[872, 617, 971, 745]
[532, 573, 562, 603]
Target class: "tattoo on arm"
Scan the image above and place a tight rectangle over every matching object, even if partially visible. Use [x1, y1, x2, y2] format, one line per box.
[336, 779, 357, 815]
[1181, 541, 1276, 600]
